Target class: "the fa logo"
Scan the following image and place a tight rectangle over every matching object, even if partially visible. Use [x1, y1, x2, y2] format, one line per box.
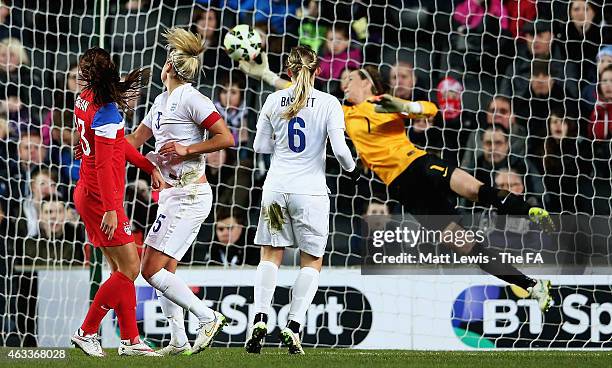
[123, 222, 132, 236]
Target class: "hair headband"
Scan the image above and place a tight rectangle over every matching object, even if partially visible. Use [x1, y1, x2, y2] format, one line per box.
[359, 68, 377, 94]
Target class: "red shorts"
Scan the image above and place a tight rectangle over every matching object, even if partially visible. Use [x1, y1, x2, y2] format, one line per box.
[74, 184, 134, 247]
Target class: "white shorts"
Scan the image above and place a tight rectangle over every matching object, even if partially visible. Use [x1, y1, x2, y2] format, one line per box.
[144, 183, 212, 260]
[254, 191, 330, 258]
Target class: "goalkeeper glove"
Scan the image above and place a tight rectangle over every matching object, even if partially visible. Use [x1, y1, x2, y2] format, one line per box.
[238, 52, 279, 86]
[371, 94, 438, 118]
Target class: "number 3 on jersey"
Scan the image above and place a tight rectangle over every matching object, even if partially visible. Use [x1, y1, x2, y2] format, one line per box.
[75, 116, 91, 156]
[288, 117, 306, 153]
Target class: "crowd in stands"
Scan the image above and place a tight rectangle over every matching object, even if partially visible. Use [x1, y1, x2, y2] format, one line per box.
[0, 0, 611, 272]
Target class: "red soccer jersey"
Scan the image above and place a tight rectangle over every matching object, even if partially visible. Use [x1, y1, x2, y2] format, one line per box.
[74, 89, 126, 211]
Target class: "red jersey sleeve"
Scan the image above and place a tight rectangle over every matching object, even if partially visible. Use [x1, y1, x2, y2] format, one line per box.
[124, 138, 155, 175]
[94, 135, 118, 211]
[92, 103, 123, 211]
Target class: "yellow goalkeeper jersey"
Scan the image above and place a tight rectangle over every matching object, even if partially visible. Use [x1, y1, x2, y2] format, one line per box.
[343, 101, 426, 185]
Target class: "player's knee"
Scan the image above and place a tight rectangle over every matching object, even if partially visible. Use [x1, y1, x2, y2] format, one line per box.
[140, 266, 155, 282]
[260, 246, 283, 265]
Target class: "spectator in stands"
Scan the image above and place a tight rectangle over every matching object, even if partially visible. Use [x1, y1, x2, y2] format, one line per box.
[191, 8, 231, 81]
[589, 65, 612, 139]
[473, 126, 511, 185]
[0, 38, 37, 137]
[540, 110, 586, 213]
[461, 96, 526, 172]
[582, 46, 612, 115]
[42, 64, 79, 146]
[0, 1, 18, 40]
[0, 86, 31, 140]
[0, 38, 31, 112]
[363, 200, 392, 233]
[388, 61, 427, 101]
[22, 196, 85, 265]
[12, 130, 49, 199]
[475, 168, 552, 257]
[505, 0, 538, 38]
[205, 148, 251, 220]
[214, 72, 250, 160]
[500, 20, 574, 98]
[495, 167, 540, 206]
[297, 0, 329, 54]
[17, 168, 59, 237]
[469, 126, 542, 201]
[0, 116, 15, 160]
[318, 24, 362, 81]
[514, 61, 575, 157]
[434, 76, 476, 163]
[0, 117, 14, 206]
[207, 211, 258, 266]
[448, 0, 511, 74]
[586, 65, 612, 180]
[556, 0, 609, 89]
[251, 0, 299, 35]
[124, 0, 149, 12]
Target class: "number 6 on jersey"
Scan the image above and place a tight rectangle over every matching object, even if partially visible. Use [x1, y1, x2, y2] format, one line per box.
[288, 117, 306, 153]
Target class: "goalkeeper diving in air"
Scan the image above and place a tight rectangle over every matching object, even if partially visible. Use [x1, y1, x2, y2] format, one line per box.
[240, 52, 553, 314]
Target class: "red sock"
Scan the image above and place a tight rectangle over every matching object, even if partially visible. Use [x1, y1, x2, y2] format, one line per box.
[81, 272, 122, 335]
[81, 272, 139, 342]
[113, 272, 139, 341]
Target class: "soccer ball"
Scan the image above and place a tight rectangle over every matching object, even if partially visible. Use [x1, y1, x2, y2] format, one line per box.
[223, 24, 262, 62]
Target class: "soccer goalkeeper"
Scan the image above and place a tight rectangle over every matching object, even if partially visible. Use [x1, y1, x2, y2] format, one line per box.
[240, 54, 553, 312]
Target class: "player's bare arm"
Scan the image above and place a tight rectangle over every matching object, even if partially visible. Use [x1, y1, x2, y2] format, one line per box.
[158, 117, 234, 158]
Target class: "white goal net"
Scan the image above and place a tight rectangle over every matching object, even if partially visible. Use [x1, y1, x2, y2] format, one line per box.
[1, 0, 612, 350]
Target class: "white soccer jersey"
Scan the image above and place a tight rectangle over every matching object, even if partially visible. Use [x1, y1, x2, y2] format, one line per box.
[142, 83, 221, 187]
[256, 86, 345, 195]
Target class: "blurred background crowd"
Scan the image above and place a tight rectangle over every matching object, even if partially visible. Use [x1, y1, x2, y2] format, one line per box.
[0, 0, 611, 271]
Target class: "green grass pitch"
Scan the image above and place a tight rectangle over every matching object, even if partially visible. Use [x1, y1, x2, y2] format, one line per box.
[2, 348, 612, 368]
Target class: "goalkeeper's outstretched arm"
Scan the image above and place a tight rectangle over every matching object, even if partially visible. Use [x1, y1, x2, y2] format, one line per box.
[239, 52, 291, 90]
[370, 94, 438, 119]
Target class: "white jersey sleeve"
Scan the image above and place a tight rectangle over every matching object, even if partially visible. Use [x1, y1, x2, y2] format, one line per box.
[185, 92, 222, 129]
[141, 106, 153, 129]
[326, 98, 346, 132]
[253, 96, 275, 154]
[326, 98, 355, 172]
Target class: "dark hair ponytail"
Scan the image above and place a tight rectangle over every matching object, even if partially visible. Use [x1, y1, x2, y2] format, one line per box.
[79, 47, 149, 110]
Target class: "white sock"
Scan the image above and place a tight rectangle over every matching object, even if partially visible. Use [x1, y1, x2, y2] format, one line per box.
[253, 261, 278, 316]
[148, 268, 215, 322]
[288, 267, 319, 325]
[155, 289, 188, 347]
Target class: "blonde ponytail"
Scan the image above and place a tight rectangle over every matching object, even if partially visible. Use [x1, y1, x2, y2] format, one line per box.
[280, 46, 318, 120]
[163, 27, 205, 81]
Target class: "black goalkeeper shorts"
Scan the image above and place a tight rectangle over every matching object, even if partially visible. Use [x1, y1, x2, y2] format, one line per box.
[389, 153, 460, 224]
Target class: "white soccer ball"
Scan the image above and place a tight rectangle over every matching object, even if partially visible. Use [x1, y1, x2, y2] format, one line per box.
[223, 24, 262, 62]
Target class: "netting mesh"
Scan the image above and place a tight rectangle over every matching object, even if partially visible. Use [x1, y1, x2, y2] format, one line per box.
[1, 0, 612, 349]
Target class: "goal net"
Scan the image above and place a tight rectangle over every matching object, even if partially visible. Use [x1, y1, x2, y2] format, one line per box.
[2, 0, 612, 350]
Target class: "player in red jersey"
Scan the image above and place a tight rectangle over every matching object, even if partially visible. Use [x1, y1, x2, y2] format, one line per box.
[70, 47, 164, 357]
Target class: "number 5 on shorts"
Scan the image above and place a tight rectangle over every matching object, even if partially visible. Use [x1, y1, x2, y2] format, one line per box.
[152, 214, 167, 233]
